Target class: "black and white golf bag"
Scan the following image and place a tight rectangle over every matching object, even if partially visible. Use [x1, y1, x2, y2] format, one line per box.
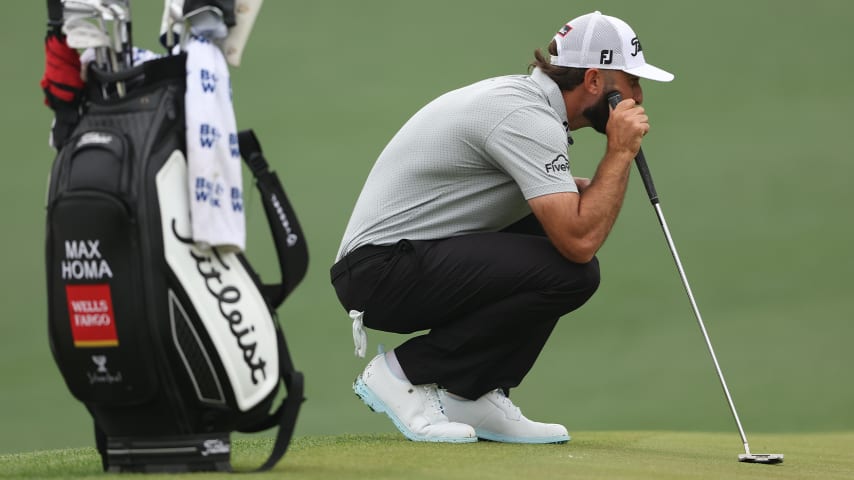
[44, 44, 307, 472]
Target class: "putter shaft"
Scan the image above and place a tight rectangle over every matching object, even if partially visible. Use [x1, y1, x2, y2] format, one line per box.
[652, 202, 751, 454]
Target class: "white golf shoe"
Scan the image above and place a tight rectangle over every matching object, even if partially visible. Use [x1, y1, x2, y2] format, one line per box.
[353, 354, 477, 443]
[440, 389, 570, 444]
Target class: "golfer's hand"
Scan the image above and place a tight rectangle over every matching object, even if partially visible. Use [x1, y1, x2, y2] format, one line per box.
[606, 99, 648, 158]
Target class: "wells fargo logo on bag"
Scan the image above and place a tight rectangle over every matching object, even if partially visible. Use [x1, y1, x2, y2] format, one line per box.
[65, 283, 119, 348]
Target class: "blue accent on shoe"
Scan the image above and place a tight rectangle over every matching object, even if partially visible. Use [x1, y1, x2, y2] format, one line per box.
[353, 375, 477, 444]
[476, 429, 570, 444]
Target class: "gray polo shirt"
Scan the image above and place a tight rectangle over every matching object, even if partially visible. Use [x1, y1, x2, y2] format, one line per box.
[336, 68, 577, 260]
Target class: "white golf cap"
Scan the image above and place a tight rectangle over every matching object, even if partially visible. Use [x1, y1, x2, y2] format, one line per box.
[550, 11, 674, 82]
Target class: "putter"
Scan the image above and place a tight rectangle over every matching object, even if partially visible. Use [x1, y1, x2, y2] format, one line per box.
[607, 91, 783, 465]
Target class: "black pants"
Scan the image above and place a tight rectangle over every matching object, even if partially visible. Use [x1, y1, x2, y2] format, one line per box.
[330, 216, 600, 399]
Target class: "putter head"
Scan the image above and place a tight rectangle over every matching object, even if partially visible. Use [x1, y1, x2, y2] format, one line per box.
[738, 453, 784, 464]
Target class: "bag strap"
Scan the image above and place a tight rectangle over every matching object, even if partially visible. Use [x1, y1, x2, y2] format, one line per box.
[238, 129, 309, 309]
[236, 130, 306, 471]
[242, 326, 305, 472]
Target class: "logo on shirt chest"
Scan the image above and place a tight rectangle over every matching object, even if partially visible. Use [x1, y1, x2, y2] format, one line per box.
[545, 154, 569, 174]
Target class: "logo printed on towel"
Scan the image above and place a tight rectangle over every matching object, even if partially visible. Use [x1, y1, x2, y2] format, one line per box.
[195, 177, 223, 208]
[231, 187, 243, 212]
[228, 133, 240, 158]
[190, 33, 212, 44]
[66, 284, 119, 348]
[200, 68, 218, 93]
[199, 124, 222, 148]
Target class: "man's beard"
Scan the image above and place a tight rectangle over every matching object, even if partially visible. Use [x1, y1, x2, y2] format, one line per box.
[582, 91, 611, 134]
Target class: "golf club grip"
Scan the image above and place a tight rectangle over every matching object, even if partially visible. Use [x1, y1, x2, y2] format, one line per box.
[633, 148, 659, 204]
[606, 91, 660, 205]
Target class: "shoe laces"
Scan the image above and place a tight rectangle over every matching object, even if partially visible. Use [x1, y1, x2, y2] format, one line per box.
[422, 384, 448, 422]
[489, 389, 521, 419]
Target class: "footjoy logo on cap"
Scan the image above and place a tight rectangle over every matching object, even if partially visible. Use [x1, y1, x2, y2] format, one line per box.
[545, 155, 569, 174]
[600, 50, 613, 65]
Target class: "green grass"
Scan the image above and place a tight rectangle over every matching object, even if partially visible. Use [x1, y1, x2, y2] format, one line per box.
[2, 0, 853, 462]
[2, 432, 852, 480]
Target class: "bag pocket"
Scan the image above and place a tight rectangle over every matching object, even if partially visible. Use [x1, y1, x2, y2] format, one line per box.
[56, 129, 132, 195]
[46, 127, 156, 406]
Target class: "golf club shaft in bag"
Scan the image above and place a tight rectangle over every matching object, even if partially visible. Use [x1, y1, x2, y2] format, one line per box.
[606, 92, 781, 464]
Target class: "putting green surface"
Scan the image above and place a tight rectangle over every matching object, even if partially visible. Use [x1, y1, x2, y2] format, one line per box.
[2, 432, 851, 480]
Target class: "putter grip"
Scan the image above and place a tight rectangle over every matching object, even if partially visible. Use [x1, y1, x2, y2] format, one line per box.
[606, 92, 660, 205]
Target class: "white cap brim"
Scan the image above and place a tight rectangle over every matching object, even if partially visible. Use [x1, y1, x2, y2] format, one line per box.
[624, 63, 674, 82]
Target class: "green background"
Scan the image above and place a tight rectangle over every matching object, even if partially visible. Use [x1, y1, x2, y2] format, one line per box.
[1, 0, 851, 455]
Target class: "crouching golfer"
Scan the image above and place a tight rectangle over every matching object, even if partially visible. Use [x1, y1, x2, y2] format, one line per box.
[331, 11, 673, 443]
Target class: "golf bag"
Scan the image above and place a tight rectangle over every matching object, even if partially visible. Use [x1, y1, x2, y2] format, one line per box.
[44, 48, 307, 472]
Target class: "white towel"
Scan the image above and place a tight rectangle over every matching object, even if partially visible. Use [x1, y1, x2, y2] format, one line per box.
[350, 310, 368, 358]
[184, 35, 246, 251]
